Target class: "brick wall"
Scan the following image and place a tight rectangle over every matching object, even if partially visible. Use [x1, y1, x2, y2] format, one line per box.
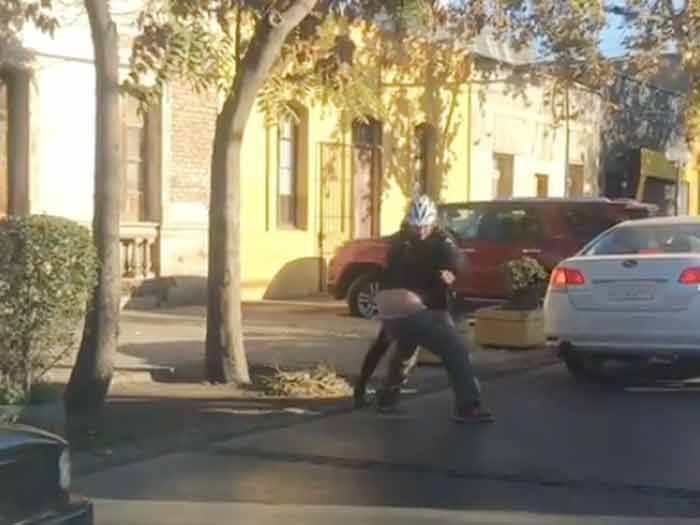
[170, 82, 217, 204]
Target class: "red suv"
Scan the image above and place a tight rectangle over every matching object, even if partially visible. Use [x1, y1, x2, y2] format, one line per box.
[327, 198, 656, 318]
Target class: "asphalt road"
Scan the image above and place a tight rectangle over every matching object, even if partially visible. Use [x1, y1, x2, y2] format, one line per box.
[76, 363, 700, 524]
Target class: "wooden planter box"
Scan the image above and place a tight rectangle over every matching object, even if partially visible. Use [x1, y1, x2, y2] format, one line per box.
[474, 306, 545, 349]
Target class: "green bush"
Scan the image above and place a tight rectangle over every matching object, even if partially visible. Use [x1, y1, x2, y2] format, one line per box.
[505, 256, 549, 295]
[503, 256, 550, 310]
[0, 215, 98, 404]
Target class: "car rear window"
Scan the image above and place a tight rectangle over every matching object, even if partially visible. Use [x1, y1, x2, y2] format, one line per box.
[584, 224, 700, 255]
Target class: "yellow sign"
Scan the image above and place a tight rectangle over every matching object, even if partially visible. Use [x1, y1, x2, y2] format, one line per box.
[641, 148, 677, 181]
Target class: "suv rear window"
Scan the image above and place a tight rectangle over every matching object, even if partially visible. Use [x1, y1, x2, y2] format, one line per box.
[441, 206, 480, 240]
[441, 205, 543, 241]
[585, 223, 700, 255]
[565, 206, 620, 243]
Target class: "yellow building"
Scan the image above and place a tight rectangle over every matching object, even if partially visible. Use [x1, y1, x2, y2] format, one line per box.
[2, 14, 688, 304]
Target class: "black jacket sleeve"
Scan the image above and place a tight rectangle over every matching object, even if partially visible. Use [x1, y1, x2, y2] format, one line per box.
[380, 234, 407, 290]
[433, 230, 462, 277]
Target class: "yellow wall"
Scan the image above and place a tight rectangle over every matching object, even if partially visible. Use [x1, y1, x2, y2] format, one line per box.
[235, 99, 361, 299]
[234, 59, 605, 300]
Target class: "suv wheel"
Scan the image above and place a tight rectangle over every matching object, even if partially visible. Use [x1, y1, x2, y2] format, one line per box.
[348, 272, 381, 319]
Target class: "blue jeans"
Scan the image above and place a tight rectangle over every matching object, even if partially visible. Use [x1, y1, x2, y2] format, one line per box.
[383, 310, 481, 408]
[355, 325, 418, 393]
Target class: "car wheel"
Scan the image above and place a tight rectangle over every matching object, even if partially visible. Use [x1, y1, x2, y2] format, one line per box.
[563, 352, 590, 380]
[348, 272, 381, 319]
[563, 352, 623, 384]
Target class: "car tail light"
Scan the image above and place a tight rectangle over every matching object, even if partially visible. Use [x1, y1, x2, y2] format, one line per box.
[679, 267, 700, 285]
[549, 267, 585, 290]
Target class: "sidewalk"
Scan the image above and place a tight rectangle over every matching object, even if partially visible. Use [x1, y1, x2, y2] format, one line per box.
[78, 304, 553, 380]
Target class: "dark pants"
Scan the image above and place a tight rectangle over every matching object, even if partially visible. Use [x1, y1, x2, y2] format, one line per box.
[355, 325, 418, 395]
[383, 310, 481, 409]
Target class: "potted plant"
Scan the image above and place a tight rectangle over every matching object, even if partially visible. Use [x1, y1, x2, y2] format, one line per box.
[503, 256, 550, 310]
[474, 257, 549, 349]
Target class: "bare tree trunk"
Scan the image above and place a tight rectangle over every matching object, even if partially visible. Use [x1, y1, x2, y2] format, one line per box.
[564, 79, 570, 195]
[205, 0, 317, 383]
[687, 74, 700, 173]
[21, 342, 32, 398]
[65, 0, 121, 412]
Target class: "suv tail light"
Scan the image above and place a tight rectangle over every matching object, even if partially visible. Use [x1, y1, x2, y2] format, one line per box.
[549, 267, 585, 290]
[679, 267, 700, 285]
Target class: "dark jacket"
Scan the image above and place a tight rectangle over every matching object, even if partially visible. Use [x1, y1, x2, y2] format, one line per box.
[380, 226, 461, 311]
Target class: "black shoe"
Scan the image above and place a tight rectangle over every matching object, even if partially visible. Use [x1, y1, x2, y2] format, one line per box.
[353, 385, 368, 408]
[376, 387, 400, 413]
[377, 403, 398, 414]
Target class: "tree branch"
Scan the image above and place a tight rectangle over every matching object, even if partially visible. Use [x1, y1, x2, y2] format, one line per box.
[227, 0, 317, 136]
[605, 5, 637, 19]
[662, 0, 687, 42]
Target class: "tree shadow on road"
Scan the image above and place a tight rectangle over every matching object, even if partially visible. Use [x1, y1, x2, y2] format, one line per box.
[67, 377, 356, 473]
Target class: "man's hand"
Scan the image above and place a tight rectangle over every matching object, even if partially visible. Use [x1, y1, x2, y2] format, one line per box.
[440, 270, 455, 285]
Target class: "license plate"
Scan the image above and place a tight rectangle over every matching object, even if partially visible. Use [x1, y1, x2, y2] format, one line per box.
[607, 284, 655, 302]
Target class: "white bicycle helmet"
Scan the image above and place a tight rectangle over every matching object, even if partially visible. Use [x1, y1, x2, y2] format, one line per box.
[407, 195, 437, 227]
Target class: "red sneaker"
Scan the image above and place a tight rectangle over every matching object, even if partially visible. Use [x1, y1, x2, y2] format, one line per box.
[454, 404, 494, 424]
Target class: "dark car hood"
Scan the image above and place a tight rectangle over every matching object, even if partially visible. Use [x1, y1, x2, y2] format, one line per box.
[0, 424, 65, 451]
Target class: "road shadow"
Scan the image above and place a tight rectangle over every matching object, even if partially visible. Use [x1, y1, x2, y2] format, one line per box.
[74, 361, 700, 519]
[67, 389, 355, 471]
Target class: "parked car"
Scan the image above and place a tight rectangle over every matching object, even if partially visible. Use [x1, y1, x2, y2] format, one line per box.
[1, 424, 93, 524]
[328, 198, 656, 318]
[545, 216, 700, 381]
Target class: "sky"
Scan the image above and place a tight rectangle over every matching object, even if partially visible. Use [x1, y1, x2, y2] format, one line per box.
[599, 0, 685, 57]
[600, 12, 627, 58]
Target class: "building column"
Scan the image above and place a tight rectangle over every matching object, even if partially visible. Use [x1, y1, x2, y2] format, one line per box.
[144, 102, 162, 222]
[154, 85, 171, 277]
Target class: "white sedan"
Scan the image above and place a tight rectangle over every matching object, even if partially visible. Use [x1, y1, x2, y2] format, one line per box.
[544, 216, 700, 380]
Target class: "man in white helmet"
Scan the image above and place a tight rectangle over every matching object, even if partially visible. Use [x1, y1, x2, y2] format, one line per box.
[354, 198, 461, 407]
[353, 201, 454, 406]
[373, 195, 493, 423]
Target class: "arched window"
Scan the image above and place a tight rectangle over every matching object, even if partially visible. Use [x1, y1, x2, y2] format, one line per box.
[277, 115, 298, 227]
[277, 107, 308, 229]
[352, 118, 382, 147]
